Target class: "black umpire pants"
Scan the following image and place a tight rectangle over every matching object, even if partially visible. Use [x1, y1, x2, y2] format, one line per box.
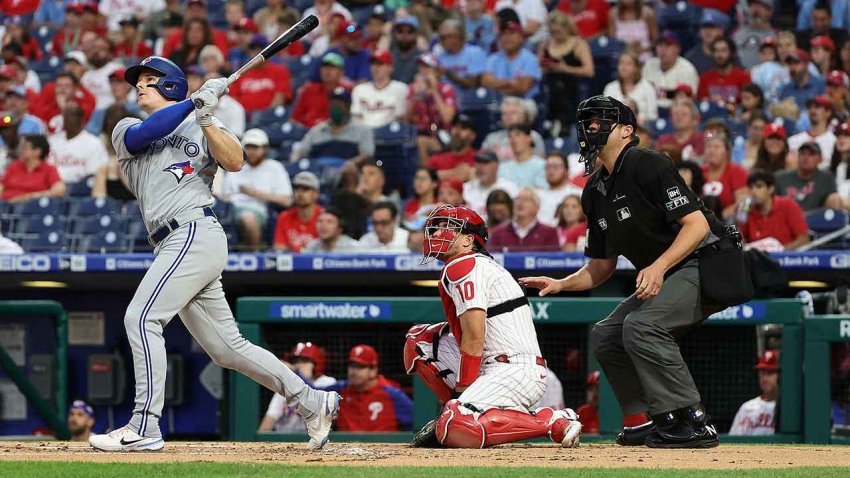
[591, 259, 721, 416]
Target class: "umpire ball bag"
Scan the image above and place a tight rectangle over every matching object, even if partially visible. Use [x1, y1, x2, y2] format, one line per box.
[696, 216, 754, 308]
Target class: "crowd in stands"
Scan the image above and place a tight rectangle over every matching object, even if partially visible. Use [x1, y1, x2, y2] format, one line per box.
[0, 0, 848, 254]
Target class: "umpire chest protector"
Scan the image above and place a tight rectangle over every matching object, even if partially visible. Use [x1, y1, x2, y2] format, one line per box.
[582, 142, 714, 272]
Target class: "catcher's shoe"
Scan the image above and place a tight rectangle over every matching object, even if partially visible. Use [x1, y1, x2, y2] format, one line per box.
[306, 391, 340, 450]
[548, 409, 582, 448]
[411, 418, 444, 448]
[89, 426, 164, 452]
[616, 421, 656, 446]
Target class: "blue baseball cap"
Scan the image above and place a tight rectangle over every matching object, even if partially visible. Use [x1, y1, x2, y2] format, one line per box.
[700, 9, 730, 30]
[393, 15, 419, 31]
[329, 86, 351, 103]
[70, 400, 94, 418]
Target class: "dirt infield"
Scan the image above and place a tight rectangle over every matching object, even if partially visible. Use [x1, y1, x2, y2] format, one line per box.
[0, 442, 848, 469]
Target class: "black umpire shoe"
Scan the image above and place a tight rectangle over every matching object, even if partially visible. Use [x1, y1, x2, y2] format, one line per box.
[645, 403, 720, 449]
[411, 419, 444, 448]
[615, 420, 656, 446]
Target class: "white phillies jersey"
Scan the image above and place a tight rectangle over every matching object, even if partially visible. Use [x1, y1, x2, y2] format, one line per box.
[113, 115, 239, 233]
[438, 252, 542, 360]
[728, 396, 776, 436]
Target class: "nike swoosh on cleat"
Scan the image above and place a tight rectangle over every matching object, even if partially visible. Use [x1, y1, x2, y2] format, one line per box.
[120, 438, 146, 446]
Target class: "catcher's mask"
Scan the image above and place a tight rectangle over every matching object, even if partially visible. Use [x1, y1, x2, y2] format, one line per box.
[575, 95, 637, 176]
[422, 205, 488, 264]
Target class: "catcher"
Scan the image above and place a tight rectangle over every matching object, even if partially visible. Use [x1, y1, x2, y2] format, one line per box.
[403, 204, 582, 448]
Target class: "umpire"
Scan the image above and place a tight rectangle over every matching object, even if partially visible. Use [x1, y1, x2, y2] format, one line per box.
[521, 95, 728, 448]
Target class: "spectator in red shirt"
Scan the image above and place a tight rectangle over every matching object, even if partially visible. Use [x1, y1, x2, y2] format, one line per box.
[488, 188, 560, 252]
[51, 3, 86, 56]
[161, 0, 230, 59]
[559, 0, 609, 37]
[407, 53, 458, 164]
[273, 172, 324, 252]
[0, 135, 65, 201]
[702, 131, 749, 219]
[113, 15, 153, 64]
[556, 194, 586, 252]
[426, 113, 477, 182]
[31, 70, 96, 133]
[327, 344, 413, 432]
[291, 52, 351, 128]
[698, 38, 752, 105]
[437, 179, 465, 206]
[656, 99, 705, 161]
[3, 21, 43, 62]
[738, 169, 810, 251]
[229, 34, 293, 113]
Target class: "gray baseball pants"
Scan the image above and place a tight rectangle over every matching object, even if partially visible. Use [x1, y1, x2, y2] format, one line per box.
[124, 216, 324, 437]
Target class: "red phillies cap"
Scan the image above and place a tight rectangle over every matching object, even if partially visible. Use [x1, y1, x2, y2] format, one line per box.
[586, 370, 601, 387]
[0, 65, 16, 79]
[439, 179, 463, 195]
[827, 70, 850, 88]
[760, 37, 777, 49]
[502, 21, 523, 33]
[674, 84, 694, 97]
[108, 68, 125, 81]
[755, 349, 779, 371]
[66, 2, 85, 13]
[348, 344, 379, 367]
[336, 20, 361, 38]
[370, 49, 393, 65]
[235, 17, 257, 32]
[811, 35, 836, 51]
[786, 48, 810, 63]
[763, 122, 786, 139]
[807, 95, 833, 110]
[836, 122, 850, 136]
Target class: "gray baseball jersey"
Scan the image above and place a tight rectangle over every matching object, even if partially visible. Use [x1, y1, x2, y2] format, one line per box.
[112, 115, 234, 232]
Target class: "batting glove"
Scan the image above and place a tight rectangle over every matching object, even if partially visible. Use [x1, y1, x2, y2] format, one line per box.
[191, 89, 218, 127]
[199, 78, 229, 98]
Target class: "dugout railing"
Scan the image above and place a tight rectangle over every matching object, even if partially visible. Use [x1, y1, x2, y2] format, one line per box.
[231, 297, 806, 443]
[804, 315, 850, 444]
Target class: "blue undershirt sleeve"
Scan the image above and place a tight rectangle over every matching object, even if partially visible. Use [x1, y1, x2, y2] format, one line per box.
[123, 99, 195, 155]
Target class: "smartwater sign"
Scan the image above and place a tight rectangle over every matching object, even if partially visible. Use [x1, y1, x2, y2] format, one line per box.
[269, 301, 393, 320]
[707, 302, 767, 321]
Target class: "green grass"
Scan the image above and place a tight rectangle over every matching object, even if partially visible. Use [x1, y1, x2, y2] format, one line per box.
[2, 464, 849, 478]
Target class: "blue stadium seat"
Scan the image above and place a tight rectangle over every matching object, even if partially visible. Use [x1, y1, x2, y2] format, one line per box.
[588, 36, 625, 96]
[68, 197, 121, 217]
[207, 0, 229, 30]
[286, 157, 310, 177]
[648, 117, 674, 138]
[699, 101, 730, 121]
[66, 178, 94, 197]
[123, 201, 144, 220]
[656, 1, 702, 52]
[771, 117, 796, 137]
[264, 121, 308, 150]
[460, 88, 502, 148]
[82, 230, 127, 253]
[248, 105, 292, 130]
[14, 213, 64, 235]
[20, 231, 65, 252]
[806, 208, 850, 249]
[373, 121, 418, 196]
[545, 136, 580, 156]
[125, 220, 153, 252]
[13, 197, 66, 216]
[31, 56, 62, 85]
[284, 55, 317, 93]
[72, 215, 125, 235]
[727, 120, 747, 138]
[34, 25, 57, 53]
[211, 198, 235, 225]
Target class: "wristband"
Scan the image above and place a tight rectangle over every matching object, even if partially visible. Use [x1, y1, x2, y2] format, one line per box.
[457, 351, 482, 388]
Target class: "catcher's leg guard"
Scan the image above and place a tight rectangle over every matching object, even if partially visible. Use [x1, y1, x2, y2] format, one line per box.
[435, 400, 554, 448]
[404, 322, 456, 402]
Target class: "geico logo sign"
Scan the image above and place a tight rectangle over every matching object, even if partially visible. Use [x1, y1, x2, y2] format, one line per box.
[0, 255, 51, 271]
[531, 302, 551, 320]
[830, 253, 850, 269]
[225, 255, 259, 271]
[394, 255, 441, 271]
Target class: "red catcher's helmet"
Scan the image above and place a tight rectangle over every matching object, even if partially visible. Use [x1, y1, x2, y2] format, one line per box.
[422, 205, 488, 263]
[291, 342, 326, 377]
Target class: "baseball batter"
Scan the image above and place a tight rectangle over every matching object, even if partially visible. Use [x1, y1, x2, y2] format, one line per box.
[403, 205, 581, 448]
[87, 57, 339, 452]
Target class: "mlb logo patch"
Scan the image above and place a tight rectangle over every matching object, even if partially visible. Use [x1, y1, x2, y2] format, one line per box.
[667, 186, 681, 199]
[598, 218, 607, 230]
[616, 207, 631, 221]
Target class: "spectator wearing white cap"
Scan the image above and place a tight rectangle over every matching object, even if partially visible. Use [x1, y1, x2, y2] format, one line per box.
[224, 128, 293, 251]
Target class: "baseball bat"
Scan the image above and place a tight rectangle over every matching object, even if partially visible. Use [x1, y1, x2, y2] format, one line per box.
[193, 14, 320, 109]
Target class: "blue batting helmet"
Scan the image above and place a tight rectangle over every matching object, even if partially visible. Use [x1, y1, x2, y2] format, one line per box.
[125, 56, 188, 101]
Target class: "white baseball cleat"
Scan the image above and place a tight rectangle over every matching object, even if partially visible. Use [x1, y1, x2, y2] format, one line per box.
[306, 391, 340, 450]
[549, 409, 583, 448]
[89, 426, 165, 452]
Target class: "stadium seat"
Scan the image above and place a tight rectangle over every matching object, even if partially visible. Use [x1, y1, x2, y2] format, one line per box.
[806, 208, 850, 249]
[72, 215, 125, 235]
[727, 120, 747, 138]
[34, 25, 57, 53]
[699, 101, 731, 122]
[248, 105, 291, 130]
[31, 56, 62, 85]
[264, 121, 308, 151]
[588, 36, 625, 96]
[545, 136, 580, 156]
[68, 197, 121, 217]
[648, 117, 675, 138]
[373, 121, 418, 197]
[20, 231, 65, 252]
[211, 198, 235, 225]
[13, 197, 65, 216]
[123, 201, 144, 220]
[13, 213, 64, 236]
[656, 1, 701, 52]
[207, 0, 229, 30]
[284, 55, 316, 93]
[82, 230, 128, 253]
[459, 88, 502, 148]
[66, 178, 95, 197]
[125, 220, 153, 252]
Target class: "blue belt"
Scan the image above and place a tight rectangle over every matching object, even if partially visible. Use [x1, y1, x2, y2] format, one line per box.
[148, 206, 215, 246]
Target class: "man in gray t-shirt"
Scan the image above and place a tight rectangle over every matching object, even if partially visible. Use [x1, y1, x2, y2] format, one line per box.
[775, 141, 841, 211]
[88, 56, 338, 453]
[291, 87, 374, 163]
